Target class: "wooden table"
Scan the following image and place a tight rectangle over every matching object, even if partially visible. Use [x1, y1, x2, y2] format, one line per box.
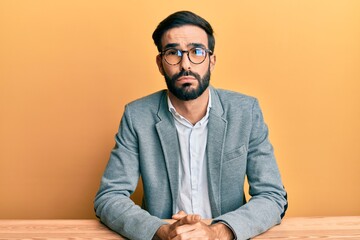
[255, 216, 360, 239]
[0, 216, 359, 239]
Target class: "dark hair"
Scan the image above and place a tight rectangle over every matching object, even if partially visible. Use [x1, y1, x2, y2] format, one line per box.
[152, 11, 215, 53]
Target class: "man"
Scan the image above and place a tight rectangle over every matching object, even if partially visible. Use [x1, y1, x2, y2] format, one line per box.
[94, 11, 287, 240]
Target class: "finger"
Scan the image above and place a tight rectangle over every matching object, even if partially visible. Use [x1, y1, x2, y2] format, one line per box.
[172, 210, 187, 220]
[169, 223, 197, 239]
[170, 225, 215, 240]
[169, 214, 201, 233]
[178, 214, 201, 225]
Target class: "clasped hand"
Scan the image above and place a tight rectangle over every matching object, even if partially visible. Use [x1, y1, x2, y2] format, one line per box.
[154, 211, 234, 240]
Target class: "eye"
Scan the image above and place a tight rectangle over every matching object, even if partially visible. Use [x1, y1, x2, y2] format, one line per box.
[165, 49, 181, 56]
[191, 48, 206, 56]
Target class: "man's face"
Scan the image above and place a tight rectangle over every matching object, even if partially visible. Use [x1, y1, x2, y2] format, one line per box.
[156, 25, 216, 101]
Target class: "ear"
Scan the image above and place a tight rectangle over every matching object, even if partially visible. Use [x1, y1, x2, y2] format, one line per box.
[210, 54, 216, 72]
[156, 54, 165, 76]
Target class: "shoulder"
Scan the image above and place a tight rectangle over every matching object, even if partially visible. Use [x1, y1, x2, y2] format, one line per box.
[211, 87, 258, 111]
[214, 88, 255, 100]
[122, 90, 166, 122]
[125, 90, 166, 111]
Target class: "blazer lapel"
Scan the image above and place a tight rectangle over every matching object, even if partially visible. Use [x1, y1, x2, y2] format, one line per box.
[155, 92, 180, 213]
[207, 87, 227, 217]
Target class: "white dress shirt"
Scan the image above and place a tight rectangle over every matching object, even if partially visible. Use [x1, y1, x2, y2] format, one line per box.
[167, 92, 212, 219]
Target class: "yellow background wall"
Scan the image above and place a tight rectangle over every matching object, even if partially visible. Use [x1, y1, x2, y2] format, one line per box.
[1, 0, 359, 219]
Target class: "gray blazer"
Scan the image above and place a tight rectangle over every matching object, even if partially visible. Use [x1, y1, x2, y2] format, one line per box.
[94, 86, 288, 240]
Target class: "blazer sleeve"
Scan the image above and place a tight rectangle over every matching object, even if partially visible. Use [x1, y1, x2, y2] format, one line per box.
[212, 99, 288, 239]
[94, 105, 166, 240]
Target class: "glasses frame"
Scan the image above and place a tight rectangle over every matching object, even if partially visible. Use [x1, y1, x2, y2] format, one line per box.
[159, 47, 213, 65]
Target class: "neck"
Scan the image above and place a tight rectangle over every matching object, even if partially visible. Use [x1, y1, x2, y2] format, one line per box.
[168, 88, 210, 125]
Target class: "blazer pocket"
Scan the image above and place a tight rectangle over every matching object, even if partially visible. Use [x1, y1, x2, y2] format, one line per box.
[224, 145, 247, 162]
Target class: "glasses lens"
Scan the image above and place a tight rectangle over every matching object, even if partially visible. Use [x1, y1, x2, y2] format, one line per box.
[164, 49, 181, 65]
[189, 48, 207, 64]
[162, 47, 209, 65]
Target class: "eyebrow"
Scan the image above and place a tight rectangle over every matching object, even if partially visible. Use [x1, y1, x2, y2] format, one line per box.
[189, 43, 206, 48]
[163, 43, 180, 49]
[163, 42, 207, 50]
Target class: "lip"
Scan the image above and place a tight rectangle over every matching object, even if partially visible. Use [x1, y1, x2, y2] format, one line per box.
[176, 76, 196, 82]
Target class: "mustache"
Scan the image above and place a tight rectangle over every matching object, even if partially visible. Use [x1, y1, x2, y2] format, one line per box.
[172, 70, 201, 81]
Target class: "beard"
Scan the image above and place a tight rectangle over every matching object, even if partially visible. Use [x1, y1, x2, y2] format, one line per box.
[164, 67, 211, 101]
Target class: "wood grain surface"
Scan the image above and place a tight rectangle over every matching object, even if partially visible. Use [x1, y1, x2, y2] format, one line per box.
[0, 216, 359, 239]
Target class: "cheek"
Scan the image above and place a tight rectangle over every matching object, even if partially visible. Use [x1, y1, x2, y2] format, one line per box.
[198, 63, 211, 76]
[163, 65, 179, 78]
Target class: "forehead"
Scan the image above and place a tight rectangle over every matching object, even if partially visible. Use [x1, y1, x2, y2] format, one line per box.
[161, 25, 208, 49]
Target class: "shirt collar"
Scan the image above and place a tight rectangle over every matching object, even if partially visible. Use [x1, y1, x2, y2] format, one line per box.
[167, 90, 212, 125]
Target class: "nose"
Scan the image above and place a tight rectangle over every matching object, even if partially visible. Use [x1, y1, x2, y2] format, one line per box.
[179, 52, 191, 71]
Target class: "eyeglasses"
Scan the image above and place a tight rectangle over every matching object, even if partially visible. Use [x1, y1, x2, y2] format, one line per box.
[160, 47, 212, 65]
